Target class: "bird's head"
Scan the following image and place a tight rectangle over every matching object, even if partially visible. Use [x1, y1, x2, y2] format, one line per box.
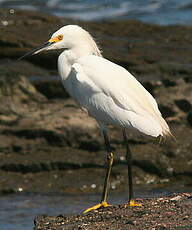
[19, 25, 101, 60]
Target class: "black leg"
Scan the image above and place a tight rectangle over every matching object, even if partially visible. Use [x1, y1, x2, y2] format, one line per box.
[101, 130, 114, 203]
[123, 129, 134, 202]
[83, 129, 114, 213]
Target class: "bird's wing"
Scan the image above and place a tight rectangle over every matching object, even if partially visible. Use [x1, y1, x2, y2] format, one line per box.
[71, 55, 171, 137]
[75, 55, 161, 118]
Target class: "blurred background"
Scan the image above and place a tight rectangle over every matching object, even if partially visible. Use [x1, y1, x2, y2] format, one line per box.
[0, 1, 192, 230]
[1, 0, 192, 24]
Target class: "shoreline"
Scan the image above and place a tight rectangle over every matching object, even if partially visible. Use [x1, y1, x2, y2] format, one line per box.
[33, 192, 192, 230]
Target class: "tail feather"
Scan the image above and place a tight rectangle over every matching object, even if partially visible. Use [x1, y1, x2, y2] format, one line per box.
[159, 116, 175, 140]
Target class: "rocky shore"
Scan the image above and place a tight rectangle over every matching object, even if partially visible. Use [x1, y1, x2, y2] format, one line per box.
[34, 193, 192, 230]
[0, 8, 192, 229]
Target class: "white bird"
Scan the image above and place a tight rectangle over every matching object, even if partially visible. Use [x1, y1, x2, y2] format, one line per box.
[19, 25, 172, 213]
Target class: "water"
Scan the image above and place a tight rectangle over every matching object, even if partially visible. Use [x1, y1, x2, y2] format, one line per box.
[0, 193, 91, 230]
[0, 193, 121, 230]
[1, 0, 192, 25]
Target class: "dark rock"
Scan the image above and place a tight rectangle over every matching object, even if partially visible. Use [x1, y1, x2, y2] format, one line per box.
[175, 99, 192, 112]
[1, 161, 101, 173]
[78, 140, 101, 152]
[187, 112, 192, 126]
[143, 81, 157, 95]
[184, 77, 192, 83]
[133, 159, 165, 177]
[0, 188, 16, 195]
[34, 80, 70, 99]
[163, 151, 176, 158]
[0, 59, 50, 78]
[3, 129, 67, 146]
[159, 105, 176, 118]
[162, 79, 177, 87]
[12, 145, 22, 152]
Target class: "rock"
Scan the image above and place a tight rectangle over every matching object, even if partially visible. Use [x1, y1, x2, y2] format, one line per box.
[187, 112, 192, 126]
[170, 195, 182, 201]
[158, 105, 176, 118]
[0, 73, 45, 102]
[1, 8, 192, 84]
[0, 59, 50, 78]
[175, 99, 192, 112]
[162, 79, 177, 87]
[33, 193, 192, 230]
[33, 79, 70, 99]
[0, 74, 46, 122]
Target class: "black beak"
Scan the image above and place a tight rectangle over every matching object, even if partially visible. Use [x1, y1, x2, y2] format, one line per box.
[18, 41, 54, 60]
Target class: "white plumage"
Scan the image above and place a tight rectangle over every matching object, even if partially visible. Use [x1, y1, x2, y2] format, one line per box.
[63, 55, 170, 137]
[53, 25, 171, 138]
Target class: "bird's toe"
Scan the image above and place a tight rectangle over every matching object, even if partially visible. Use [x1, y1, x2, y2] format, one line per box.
[83, 201, 111, 213]
[124, 199, 142, 207]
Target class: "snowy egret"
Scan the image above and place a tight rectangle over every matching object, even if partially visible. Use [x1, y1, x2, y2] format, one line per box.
[19, 25, 172, 213]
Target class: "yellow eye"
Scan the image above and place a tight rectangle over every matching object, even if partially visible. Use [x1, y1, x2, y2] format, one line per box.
[57, 35, 63, 40]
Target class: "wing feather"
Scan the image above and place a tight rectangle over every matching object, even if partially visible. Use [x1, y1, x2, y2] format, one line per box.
[77, 56, 159, 116]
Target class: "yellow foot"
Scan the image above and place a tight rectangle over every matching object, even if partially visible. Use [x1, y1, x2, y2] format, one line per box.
[125, 199, 142, 207]
[83, 201, 110, 213]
